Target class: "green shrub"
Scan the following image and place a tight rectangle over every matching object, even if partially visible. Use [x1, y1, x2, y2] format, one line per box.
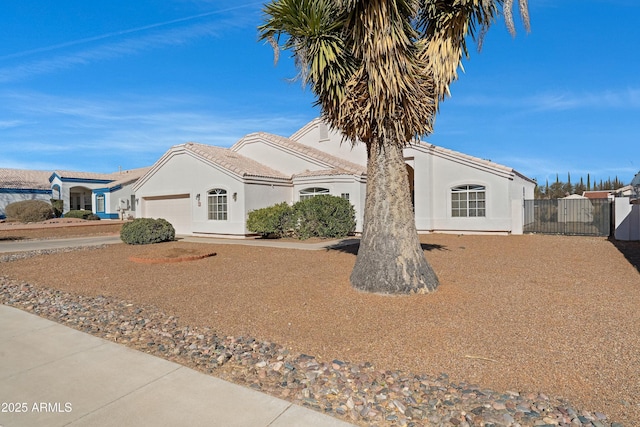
[50, 199, 64, 218]
[247, 202, 293, 238]
[64, 209, 94, 219]
[120, 218, 175, 245]
[5, 200, 54, 223]
[85, 213, 101, 221]
[291, 195, 356, 239]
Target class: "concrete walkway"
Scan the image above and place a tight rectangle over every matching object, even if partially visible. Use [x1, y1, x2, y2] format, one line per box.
[0, 305, 355, 427]
[0, 234, 359, 253]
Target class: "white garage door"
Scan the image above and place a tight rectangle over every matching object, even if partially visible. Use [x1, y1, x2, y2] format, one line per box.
[142, 194, 191, 235]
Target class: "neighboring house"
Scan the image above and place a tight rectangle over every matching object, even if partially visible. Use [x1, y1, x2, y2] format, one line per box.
[0, 169, 53, 219]
[633, 171, 640, 202]
[583, 190, 615, 201]
[613, 185, 634, 198]
[134, 118, 535, 236]
[50, 167, 150, 219]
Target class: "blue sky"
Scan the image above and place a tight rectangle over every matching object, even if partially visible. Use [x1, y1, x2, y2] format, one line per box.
[1, 1, 638, 186]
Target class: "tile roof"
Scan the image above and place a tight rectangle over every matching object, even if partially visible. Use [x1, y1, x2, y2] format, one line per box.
[0, 167, 151, 191]
[105, 167, 152, 187]
[0, 168, 52, 190]
[52, 170, 121, 181]
[583, 191, 613, 199]
[239, 132, 367, 176]
[293, 168, 358, 178]
[183, 142, 288, 180]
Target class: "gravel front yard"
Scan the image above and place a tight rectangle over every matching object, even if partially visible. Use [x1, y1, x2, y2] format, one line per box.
[1, 224, 639, 425]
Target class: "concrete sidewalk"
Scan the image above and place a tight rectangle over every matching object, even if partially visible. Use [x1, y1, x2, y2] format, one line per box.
[0, 235, 359, 253]
[0, 305, 355, 427]
[0, 236, 122, 254]
[179, 235, 359, 251]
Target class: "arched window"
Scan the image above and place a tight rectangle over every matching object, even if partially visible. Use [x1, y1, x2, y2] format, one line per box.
[208, 189, 227, 220]
[451, 185, 486, 217]
[299, 187, 330, 201]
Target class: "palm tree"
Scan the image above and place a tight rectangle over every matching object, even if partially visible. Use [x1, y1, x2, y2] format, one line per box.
[259, 0, 529, 294]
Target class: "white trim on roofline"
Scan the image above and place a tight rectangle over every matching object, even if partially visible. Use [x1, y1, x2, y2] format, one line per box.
[407, 142, 535, 184]
[133, 144, 292, 192]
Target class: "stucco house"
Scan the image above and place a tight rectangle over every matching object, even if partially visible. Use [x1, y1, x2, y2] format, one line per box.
[134, 118, 535, 236]
[0, 167, 148, 220]
[49, 168, 150, 219]
[49, 168, 149, 219]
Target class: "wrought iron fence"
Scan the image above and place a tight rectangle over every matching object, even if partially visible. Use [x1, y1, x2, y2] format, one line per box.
[524, 199, 611, 236]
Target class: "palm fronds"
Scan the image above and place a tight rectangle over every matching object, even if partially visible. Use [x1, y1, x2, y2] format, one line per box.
[259, 0, 530, 144]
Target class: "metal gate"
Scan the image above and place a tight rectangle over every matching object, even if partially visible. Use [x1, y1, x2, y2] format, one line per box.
[524, 199, 612, 236]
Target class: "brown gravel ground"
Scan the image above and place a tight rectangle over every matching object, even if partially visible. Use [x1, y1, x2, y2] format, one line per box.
[1, 222, 639, 425]
[0, 218, 124, 239]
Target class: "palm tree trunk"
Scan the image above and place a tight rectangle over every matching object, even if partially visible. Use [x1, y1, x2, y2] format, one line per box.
[351, 137, 439, 294]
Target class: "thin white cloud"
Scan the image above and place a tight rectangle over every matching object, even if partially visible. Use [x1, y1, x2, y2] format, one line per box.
[0, 3, 263, 83]
[452, 88, 640, 112]
[0, 22, 220, 83]
[0, 3, 261, 62]
[0, 89, 316, 172]
[529, 89, 640, 111]
[0, 120, 25, 129]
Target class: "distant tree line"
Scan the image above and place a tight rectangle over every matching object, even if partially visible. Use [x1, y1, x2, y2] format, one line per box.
[534, 173, 626, 199]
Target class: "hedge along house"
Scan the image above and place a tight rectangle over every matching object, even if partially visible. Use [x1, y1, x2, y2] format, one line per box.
[133, 118, 535, 237]
[0, 169, 53, 219]
[49, 167, 150, 219]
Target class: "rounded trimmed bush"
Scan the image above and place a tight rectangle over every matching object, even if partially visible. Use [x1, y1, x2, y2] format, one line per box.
[5, 200, 54, 223]
[292, 195, 356, 239]
[247, 202, 293, 238]
[120, 218, 176, 245]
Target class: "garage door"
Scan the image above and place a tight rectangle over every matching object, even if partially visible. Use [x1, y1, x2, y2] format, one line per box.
[142, 194, 191, 235]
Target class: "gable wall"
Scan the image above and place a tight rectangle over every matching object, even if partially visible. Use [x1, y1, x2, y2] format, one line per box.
[410, 148, 519, 233]
[234, 140, 329, 176]
[136, 151, 246, 235]
[292, 122, 367, 166]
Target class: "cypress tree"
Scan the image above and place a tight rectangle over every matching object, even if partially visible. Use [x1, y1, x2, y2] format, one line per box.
[545, 179, 549, 198]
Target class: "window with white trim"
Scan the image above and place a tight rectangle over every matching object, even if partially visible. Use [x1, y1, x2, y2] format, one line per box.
[96, 195, 105, 212]
[299, 187, 329, 201]
[451, 185, 486, 217]
[208, 189, 227, 220]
